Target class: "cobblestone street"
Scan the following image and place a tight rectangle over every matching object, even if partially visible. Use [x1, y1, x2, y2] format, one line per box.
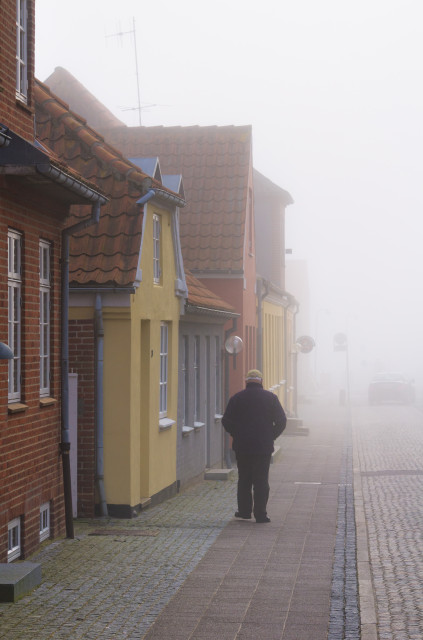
[354, 404, 423, 640]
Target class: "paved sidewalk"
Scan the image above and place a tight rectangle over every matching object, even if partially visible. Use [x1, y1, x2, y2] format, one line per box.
[0, 405, 350, 639]
[143, 406, 348, 640]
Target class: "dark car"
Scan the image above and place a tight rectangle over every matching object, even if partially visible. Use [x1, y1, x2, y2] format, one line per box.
[368, 373, 415, 404]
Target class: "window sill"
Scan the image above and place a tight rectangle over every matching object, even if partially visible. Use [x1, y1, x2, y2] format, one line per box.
[159, 418, 175, 431]
[8, 403, 28, 414]
[214, 414, 223, 422]
[40, 397, 58, 407]
[15, 96, 33, 114]
[194, 421, 205, 431]
[182, 426, 194, 437]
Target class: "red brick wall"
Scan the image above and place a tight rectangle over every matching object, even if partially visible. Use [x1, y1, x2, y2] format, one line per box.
[0, 184, 68, 561]
[0, 0, 35, 140]
[69, 318, 96, 517]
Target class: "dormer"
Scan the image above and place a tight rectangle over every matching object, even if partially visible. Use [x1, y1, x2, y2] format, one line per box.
[162, 175, 185, 201]
[0, 0, 35, 140]
[129, 157, 162, 183]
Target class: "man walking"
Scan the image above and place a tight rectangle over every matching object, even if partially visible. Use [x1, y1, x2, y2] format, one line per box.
[222, 369, 287, 523]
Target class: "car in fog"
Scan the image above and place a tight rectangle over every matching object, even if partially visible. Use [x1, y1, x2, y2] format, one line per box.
[368, 373, 415, 404]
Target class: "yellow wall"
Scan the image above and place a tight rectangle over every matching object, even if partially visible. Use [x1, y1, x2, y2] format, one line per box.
[262, 300, 286, 406]
[132, 204, 180, 500]
[71, 201, 181, 511]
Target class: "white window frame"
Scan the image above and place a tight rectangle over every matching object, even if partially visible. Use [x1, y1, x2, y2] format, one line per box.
[153, 214, 161, 284]
[8, 230, 22, 403]
[8, 518, 21, 562]
[159, 323, 168, 417]
[16, 0, 28, 102]
[182, 336, 189, 425]
[194, 336, 200, 422]
[40, 503, 50, 542]
[39, 241, 51, 397]
[215, 336, 221, 415]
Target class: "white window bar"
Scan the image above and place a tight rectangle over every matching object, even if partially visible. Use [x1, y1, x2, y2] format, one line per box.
[194, 336, 200, 422]
[182, 336, 189, 425]
[8, 231, 22, 402]
[215, 336, 221, 414]
[153, 214, 161, 284]
[39, 241, 51, 396]
[16, 0, 28, 101]
[159, 323, 168, 416]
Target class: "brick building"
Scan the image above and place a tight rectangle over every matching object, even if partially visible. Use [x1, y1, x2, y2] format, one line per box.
[0, 0, 105, 561]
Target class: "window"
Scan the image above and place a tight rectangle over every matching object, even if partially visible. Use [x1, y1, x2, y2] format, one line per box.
[39, 241, 51, 396]
[215, 336, 221, 414]
[159, 323, 168, 416]
[40, 503, 50, 542]
[194, 336, 200, 422]
[8, 230, 22, 402]
[8, 518, 21, 562]
[248, 187, 254, 254]
[182, 336, 189, 425]
[153, 214, 161, 284]
[16, 0, 28, 102]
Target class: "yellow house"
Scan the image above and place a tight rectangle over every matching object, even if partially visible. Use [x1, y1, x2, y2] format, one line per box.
[35, 80, 187, 517]
[254, 170, 299, 417]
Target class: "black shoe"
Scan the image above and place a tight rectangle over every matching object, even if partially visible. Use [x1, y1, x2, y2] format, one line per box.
[255, 516, 271, 523]
[235, 512, 251, 519]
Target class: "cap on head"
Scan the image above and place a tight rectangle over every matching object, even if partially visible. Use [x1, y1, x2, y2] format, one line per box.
[245, 369, 263, 382]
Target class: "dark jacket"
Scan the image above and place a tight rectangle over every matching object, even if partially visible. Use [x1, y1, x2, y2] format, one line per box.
[222, 382, 287, 454]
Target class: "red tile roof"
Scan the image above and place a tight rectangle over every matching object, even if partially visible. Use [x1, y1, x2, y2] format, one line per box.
[105, 125, 252, 275]
[35, 78, 235, 316]
[35, 80, 176, 288]
[43, 68, 252, 275]
[185, 271, 235, 315]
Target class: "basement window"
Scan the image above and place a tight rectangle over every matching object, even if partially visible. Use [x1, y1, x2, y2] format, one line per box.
[8, 518, 21, 562]
[40, 503, 50, 542]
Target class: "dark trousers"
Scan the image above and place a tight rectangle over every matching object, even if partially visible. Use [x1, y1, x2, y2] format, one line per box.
[235, 452, 272, 520]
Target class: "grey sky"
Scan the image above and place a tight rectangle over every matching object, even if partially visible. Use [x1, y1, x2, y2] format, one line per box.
[35, 0, 423, 389]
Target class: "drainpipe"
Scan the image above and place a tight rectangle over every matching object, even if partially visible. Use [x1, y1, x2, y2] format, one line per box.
[137, 189, 156, 206]
[61, 200, 105, 538]
[95, 294, 108, 516]
[224, 318, 238, 469]
[256, 278, 269, 373]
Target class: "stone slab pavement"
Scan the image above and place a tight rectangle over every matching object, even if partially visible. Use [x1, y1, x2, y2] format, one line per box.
[0, 404, 354, 640]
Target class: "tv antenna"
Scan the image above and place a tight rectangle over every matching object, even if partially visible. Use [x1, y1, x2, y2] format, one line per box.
[106, 17, 142, 125]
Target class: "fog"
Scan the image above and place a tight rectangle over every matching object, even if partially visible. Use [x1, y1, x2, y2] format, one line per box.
[35, 0, 423, 403]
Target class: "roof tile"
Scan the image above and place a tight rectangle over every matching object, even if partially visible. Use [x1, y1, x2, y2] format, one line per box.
[34, 80, 173, 288]
[40, 68, 253, 275]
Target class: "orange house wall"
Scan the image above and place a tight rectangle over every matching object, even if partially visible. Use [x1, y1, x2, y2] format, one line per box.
[198, 274, 257, 400]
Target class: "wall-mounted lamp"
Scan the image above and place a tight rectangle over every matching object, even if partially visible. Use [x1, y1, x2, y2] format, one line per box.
[224, 335, 243, 355]
[0, 342, 13, 360]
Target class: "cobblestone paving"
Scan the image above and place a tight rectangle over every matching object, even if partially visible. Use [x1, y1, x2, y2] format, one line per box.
[0, 478, 237, 640]
[328, 409, 360, 640]
[354, 404, 423, 640]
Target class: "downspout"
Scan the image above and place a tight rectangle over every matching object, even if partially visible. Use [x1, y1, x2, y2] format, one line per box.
[137, 189, 156, 206]
[256, 278, 270, 373]
[95, 294, 108, 516]
[291, 302, 300, 418]
[224, 318, 238, 469]
[61, 200, 104, 538]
